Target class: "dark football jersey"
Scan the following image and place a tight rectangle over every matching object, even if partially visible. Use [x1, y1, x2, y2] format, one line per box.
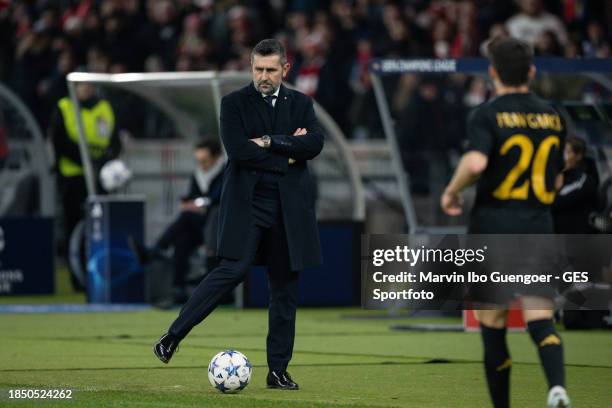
[466, 93, 566, 233]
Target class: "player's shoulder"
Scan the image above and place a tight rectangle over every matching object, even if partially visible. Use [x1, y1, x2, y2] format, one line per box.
[523, 92, 560, 113]
[467, 99, 495, 124]
[490, 92, 558, 114]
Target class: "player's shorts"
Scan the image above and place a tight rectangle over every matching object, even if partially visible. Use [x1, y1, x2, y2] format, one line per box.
[468, 207, 554, 234]
[464, 234, 559, 306]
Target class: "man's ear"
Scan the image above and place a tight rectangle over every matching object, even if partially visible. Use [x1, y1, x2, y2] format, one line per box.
[528, 64, 536, 81]
[282, 62, 291, 78]
[488, 65, 497, 81]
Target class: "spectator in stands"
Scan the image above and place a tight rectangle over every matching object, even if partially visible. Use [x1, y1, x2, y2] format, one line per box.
[13, 25, 56, 125]
[535, 29, 564, 56]
[138, 0, 180, 70]
[177, 13, 209, 70]
[2, 0, 611, 141]
[582, 20, 610, 58]
[86, 46, 110, 73]
[219, 5, 260, 70]
[290, 13, 354, 133]
[564, 38, 582, 58]
[348, 36, 380, 139]
[479, 23, 509, 55]
[292, 32, 326, 98]
[130, 139, 225, 303]
[144, 54, 166, 72]
[506, 0, 568, 47]
[450, 0, 480, 57]
[432, 17, 454, 58]
[553, 136, 599, 233]
[0, 1, 14, 82]
[49, 77, 121, 290]
[377, 3, 423, 57]
[39, 48, 76, 129]
[397, 76, 452, 195]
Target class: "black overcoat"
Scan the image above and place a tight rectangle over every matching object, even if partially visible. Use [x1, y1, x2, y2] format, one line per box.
[216, 83, 324, 271]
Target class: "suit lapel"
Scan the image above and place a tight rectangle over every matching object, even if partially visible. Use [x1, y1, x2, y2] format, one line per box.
[247, 84, 273, 133]
[273, 85, 292, 135]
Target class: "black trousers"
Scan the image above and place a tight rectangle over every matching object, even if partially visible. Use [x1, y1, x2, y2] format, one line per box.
[59, 176, 87, 248]
[168, 220, 300, 371]
[58, 176, 87, 290]
[156, 211, 207, 287]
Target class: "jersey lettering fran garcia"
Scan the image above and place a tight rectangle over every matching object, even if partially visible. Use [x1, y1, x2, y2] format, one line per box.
[467, 93, 566, 213]
[466, 93, 566, 234]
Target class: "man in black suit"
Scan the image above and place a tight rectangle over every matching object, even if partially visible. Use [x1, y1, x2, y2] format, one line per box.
[153, 39, 324, 390]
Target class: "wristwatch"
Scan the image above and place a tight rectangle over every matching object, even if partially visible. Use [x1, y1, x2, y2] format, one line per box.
[261, 135, 271, 148]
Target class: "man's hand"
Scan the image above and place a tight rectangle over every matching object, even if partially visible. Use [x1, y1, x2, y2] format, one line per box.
[251, 128, 306, 147]
[288, 129, 306, 164]
[440, 188, 463, 216]
[250, 137, 265, 147]
[180, 200, 204, 213]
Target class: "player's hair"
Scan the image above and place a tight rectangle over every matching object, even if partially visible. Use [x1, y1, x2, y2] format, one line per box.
[485, 37, 533, 86]
[195, 138, 222, 156]
[566, 136, 586, 157]
[251, 39, 287, 65]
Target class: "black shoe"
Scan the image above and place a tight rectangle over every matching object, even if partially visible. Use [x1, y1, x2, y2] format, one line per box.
[153, 333, 179, 364]
[267, 370, 299, 390]
[127, 236, 151, 265]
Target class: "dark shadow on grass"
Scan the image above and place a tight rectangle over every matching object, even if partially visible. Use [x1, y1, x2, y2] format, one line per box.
[16, 330, 422, 341]
[0, 360, 471, 373]
[8, 335, 612, 369]
[2, 358, 611, 374]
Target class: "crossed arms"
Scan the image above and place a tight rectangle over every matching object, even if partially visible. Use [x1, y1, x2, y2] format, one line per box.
[220, 96, 324, 173]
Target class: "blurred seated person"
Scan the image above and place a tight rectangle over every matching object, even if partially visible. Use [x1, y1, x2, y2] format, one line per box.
[130, 139, 225, 301]
[552, 136, 599, 233]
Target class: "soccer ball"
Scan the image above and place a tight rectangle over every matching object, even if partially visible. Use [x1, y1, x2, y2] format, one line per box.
[207, 350, 252, 393]
[99, 159, 132, 192]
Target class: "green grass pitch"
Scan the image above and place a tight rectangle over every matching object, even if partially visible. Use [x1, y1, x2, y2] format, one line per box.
[0, 305, 610, 407]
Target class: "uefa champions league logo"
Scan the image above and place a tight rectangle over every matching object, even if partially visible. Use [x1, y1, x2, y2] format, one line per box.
[91, 203, 103, 218]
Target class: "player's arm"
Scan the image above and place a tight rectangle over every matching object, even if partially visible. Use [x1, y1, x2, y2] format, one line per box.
[555, 173, 564, 192]
[441, 106, 492, 216]
[220, 96, 289, 173]
[441, 151, 488, 216]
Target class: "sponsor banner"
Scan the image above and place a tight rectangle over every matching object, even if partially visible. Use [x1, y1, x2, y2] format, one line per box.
[0, 218, 54, 295]
[369, 58, 612, 74]
[86, 197, 145, 303]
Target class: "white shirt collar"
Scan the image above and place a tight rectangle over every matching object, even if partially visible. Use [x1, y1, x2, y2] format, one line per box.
[258, 85, 280, 107]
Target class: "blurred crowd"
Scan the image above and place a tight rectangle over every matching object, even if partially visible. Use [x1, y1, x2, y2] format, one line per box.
[0, 0, 611, 138]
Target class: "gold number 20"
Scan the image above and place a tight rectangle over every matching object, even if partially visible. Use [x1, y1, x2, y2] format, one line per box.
[492, 134, 560, 204]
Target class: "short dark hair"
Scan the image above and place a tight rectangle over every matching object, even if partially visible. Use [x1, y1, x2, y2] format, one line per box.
[251, 39, 287, 65]
[195, 138, 222, 156]
[486, 37, 533, 86]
